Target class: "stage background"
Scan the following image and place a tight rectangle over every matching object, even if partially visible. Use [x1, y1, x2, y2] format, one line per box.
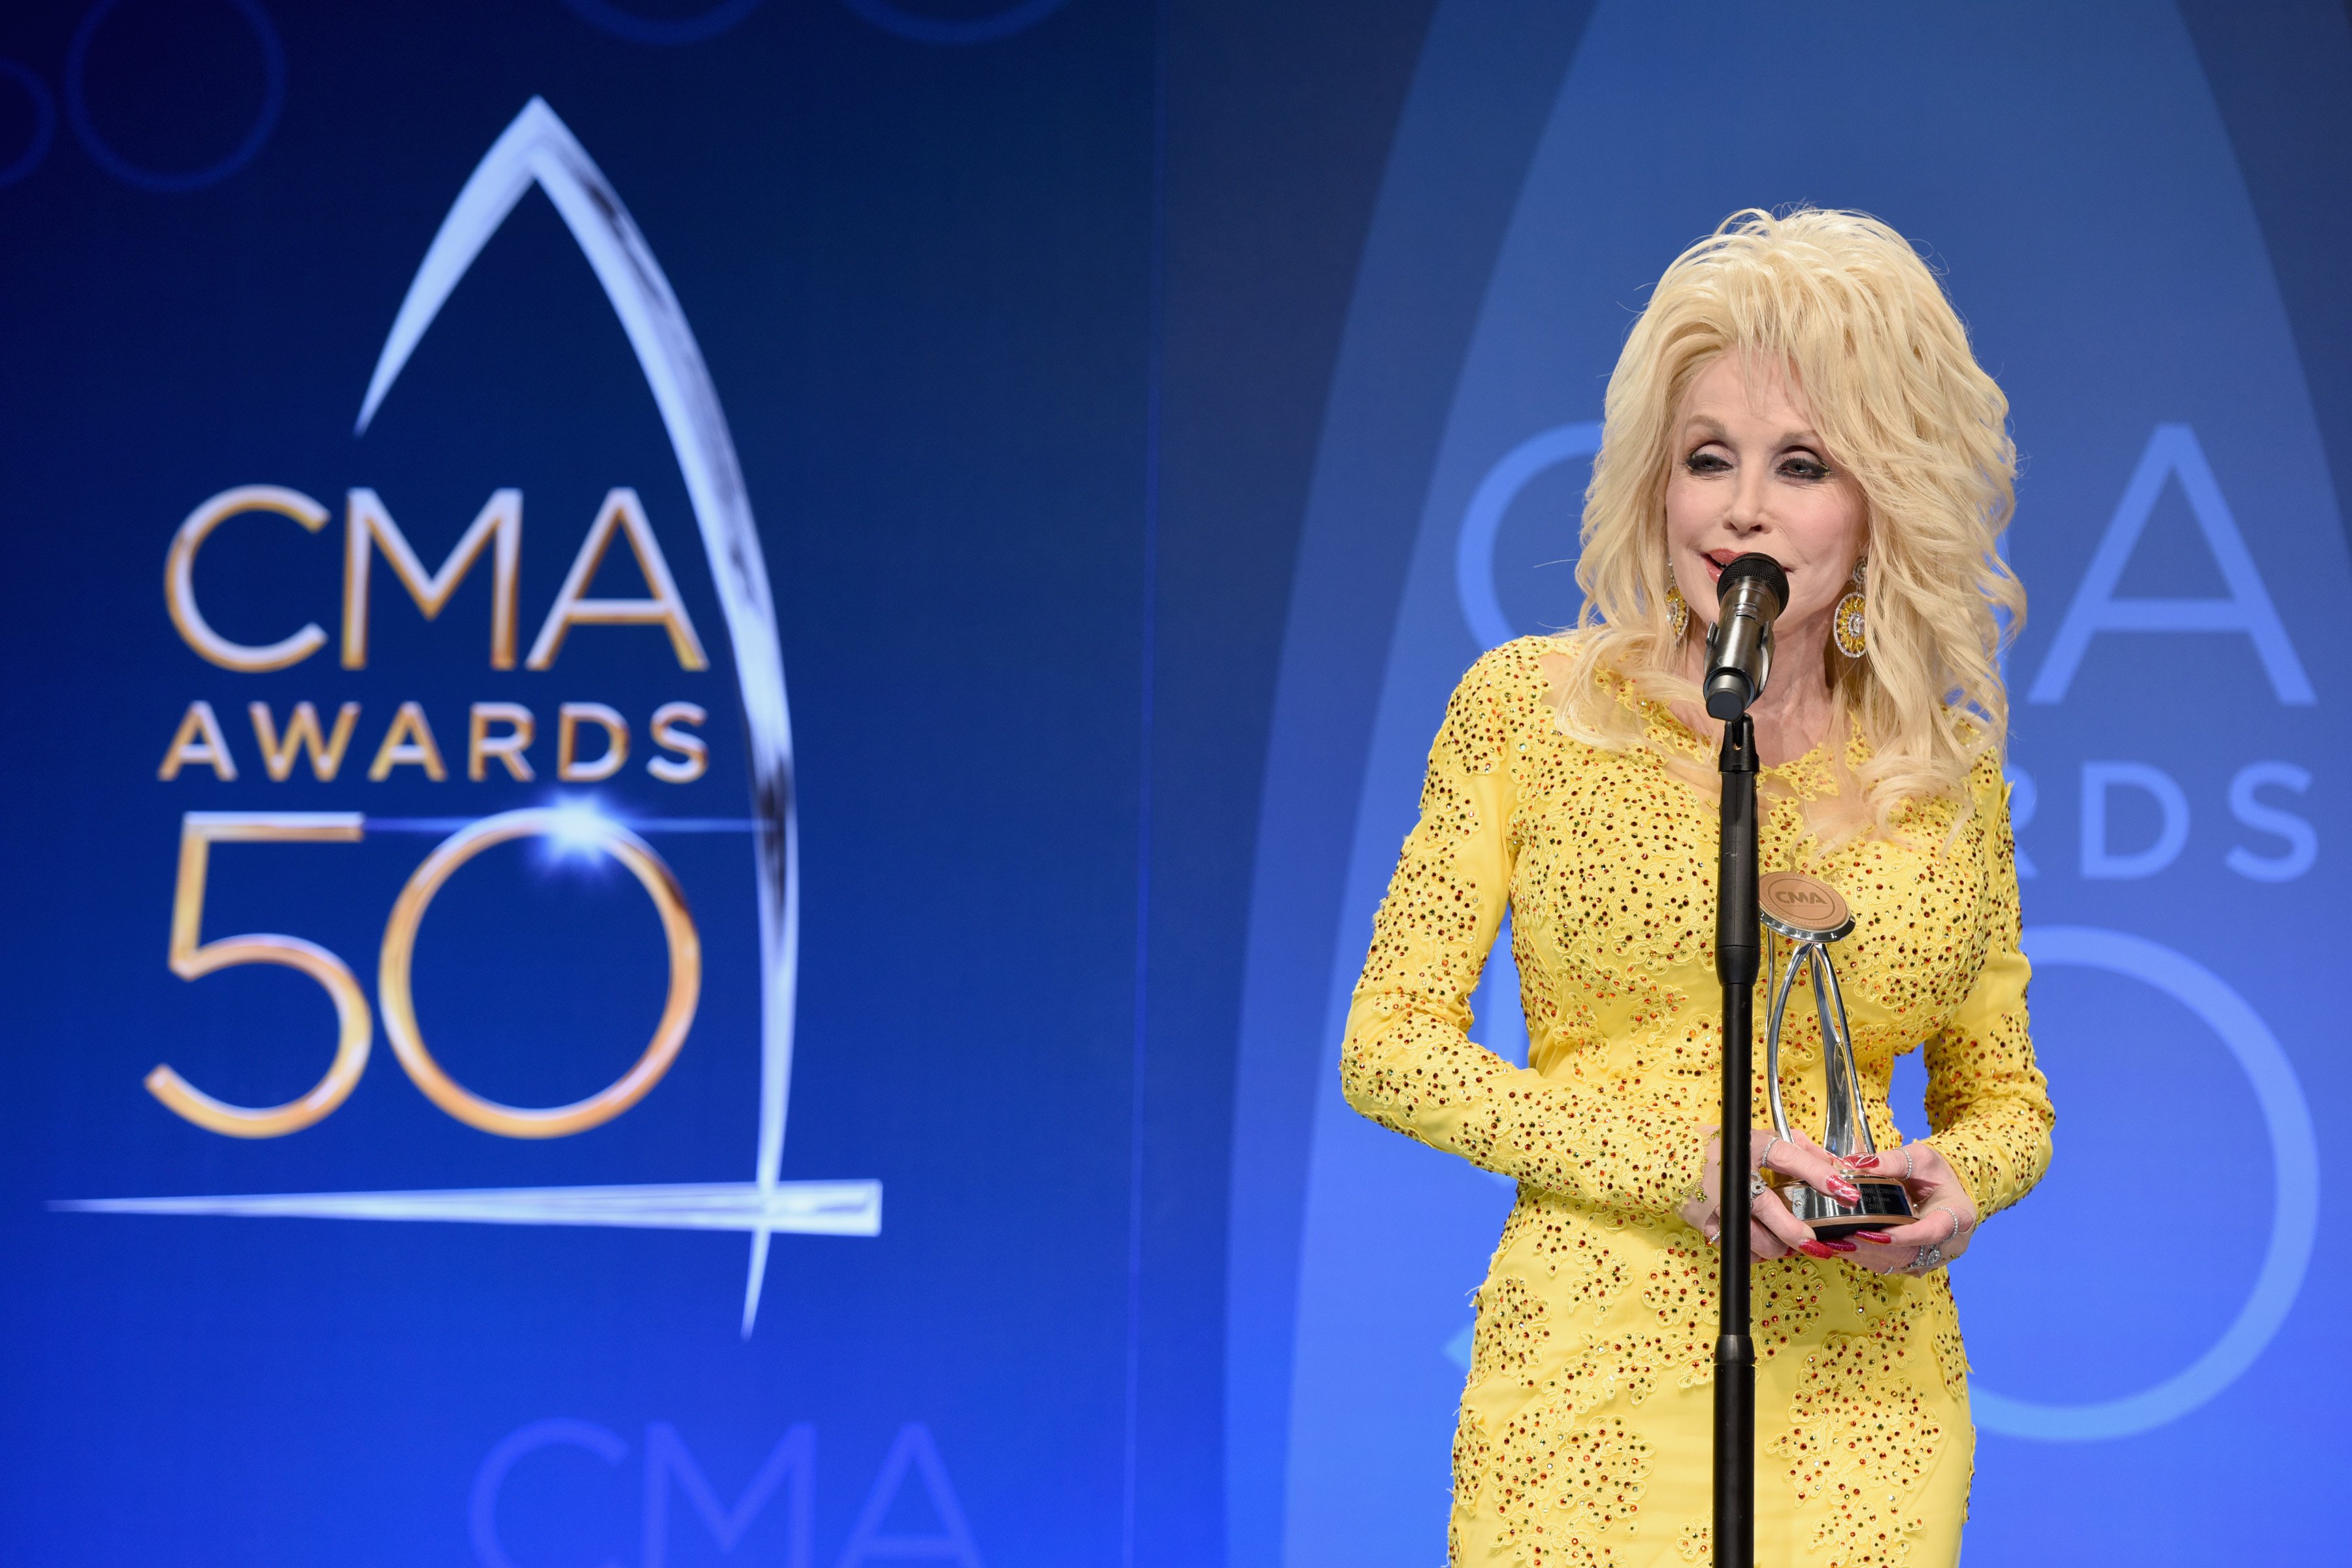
[1, 3, 2347, 1565]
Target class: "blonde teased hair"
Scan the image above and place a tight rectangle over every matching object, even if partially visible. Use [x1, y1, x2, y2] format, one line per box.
[1556, 206, 2023, 830]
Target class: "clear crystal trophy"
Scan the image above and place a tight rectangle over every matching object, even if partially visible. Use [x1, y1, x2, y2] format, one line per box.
[1757, 872, 1914, 1238]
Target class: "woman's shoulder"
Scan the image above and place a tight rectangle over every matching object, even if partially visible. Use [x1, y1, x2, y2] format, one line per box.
[1965, 743, 2016, 839]
[1458, 632, 1580, 689]
[1428, 635, 1565, 760]
[1437, 631, 1647, 766]
[1944, 719, 2010, 809]
[1448, 634, 1618, 700]
[1878, 728, 2012, 847]
[1448, 633, 1604, 725]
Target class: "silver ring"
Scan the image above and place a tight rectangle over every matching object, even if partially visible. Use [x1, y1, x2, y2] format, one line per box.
[1902, 1147, 1916, 1181]
[1940, 1208, 1961, 1244]
[1910, 1243, 1942, 1274]
[1748, 1173, 1769, 1200]
[1758, 1134, 1784, 1168]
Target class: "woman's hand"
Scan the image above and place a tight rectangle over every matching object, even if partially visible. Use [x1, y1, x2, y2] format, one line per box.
[1680, 1126, 1869, 1261]
[1840, 1141, 1980, 1276]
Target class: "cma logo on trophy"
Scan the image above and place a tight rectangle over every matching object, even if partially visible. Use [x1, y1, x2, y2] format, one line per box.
[1761, 879, 1837, 923]
[57, 99, 878, 1337]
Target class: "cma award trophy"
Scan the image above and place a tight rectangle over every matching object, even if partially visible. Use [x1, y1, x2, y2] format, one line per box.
[1756, 872, 1913, 1236]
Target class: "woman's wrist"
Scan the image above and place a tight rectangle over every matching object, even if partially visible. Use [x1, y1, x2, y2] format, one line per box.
[1916, 1137, 1985, 1225]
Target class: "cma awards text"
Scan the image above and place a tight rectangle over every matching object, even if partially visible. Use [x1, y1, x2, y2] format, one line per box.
[142, 481, 723, 1142]
[155, 482, 714, 785]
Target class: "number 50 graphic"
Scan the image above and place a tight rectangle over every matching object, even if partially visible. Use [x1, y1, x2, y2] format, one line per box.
[149, 809, 702, 1139]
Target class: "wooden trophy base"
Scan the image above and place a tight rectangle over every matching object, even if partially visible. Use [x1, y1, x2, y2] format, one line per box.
[1771, 1173, 1914, 1242]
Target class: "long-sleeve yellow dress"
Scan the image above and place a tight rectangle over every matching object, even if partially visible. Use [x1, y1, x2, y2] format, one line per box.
[1341, 637, 2054, 1568]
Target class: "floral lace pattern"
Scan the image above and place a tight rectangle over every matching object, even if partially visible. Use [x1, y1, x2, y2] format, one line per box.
[1342, 638, 2052, 1566]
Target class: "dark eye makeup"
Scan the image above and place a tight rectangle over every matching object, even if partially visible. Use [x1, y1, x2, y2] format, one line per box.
[1680, 446, 1833, 482]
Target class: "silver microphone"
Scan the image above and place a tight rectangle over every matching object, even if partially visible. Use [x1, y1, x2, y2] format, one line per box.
[1702, 553, 1791, 720]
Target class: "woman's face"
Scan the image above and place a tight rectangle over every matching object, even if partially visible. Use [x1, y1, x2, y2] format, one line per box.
[1663, 352, 1867, 645]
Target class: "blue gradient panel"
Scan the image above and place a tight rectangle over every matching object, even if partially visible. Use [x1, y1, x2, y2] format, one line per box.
[1233, 3, 2349, 1565]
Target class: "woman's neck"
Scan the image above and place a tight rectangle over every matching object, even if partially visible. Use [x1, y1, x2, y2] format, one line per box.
[1672, 609, 1838, 768]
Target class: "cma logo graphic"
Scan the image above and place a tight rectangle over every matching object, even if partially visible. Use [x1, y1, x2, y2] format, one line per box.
[155, 482, 721, 783]
[58, 98, 877, 1337]
[472, 1418, 985, 1568]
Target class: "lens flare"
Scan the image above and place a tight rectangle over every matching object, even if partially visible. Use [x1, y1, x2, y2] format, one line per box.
[544, 798, 617, 859]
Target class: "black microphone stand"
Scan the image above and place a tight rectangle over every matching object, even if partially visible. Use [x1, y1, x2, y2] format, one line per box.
[1712, 711, 1759, 1568]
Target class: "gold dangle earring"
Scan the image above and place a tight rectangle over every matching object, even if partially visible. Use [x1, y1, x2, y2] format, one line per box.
[1833, 557, 1869, 659]
[1664, 567, 1690, 640]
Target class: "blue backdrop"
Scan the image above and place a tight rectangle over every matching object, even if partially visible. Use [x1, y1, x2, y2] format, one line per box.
[3, 3, 2349, 1565]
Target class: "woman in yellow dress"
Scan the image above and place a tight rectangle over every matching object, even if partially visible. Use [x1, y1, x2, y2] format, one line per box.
[1341, 208, 2055, 1567]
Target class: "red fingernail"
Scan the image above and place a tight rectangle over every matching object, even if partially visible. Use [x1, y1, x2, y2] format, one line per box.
[1799, 1241, 1836, 1259]
[1854, 1231, 1892, 1243]
[1826, 1239, 1857, 1252]
[1829, 1183, 1862, 1201]
[1850, 1154, 1880, 1169]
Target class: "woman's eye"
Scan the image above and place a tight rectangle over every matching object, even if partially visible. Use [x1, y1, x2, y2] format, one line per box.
[1780, 456, 1831, 481]
[1684, 451, 1731, 475]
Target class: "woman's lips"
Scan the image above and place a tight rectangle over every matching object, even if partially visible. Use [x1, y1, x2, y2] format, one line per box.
[1701, 548, 1782, 582]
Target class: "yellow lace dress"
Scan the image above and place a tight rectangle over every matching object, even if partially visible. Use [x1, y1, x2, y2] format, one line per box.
[1341, 638, 2054, 1567]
